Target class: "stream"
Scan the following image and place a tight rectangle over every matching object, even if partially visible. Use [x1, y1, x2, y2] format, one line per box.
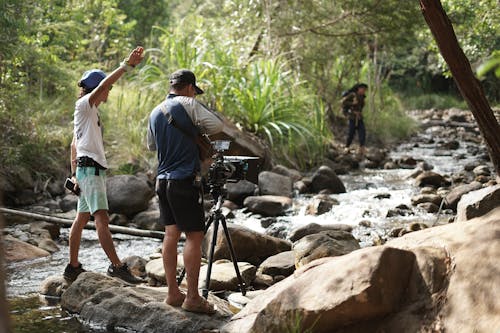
[4, 116, 491, 332]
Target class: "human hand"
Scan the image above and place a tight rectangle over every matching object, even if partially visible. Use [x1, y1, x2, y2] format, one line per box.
[125, 46, 144, 66]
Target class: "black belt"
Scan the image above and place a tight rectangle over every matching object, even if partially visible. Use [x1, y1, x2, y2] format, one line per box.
[77, 156, 107, 176]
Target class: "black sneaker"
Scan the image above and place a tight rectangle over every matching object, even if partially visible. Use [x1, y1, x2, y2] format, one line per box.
[64, 263, 86, 282]
[107, 263, 144, 284]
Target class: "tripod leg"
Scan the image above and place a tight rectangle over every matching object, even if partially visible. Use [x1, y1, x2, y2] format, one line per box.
[220, 215, 247, 296]
[177, 213, 215, 286]
[202, 218, 219, 299]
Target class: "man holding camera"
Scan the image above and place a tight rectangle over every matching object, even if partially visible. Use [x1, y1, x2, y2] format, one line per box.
[147, 69, 223, 314]
[64, 47, 145, 284]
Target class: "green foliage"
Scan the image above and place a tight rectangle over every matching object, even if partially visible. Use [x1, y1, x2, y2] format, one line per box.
[477, 50, 500, 79]
[401, 93, 467, 110]
[1, 0, 497, 181]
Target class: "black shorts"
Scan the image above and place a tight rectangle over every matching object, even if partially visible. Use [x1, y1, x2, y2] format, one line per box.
[156, 178, 205, 232]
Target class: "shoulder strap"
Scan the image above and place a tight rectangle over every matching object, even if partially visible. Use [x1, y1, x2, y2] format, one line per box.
[160, 101, 197, 140]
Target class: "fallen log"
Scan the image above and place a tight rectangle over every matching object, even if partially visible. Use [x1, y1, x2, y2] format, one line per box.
[0, 207, 165, 240]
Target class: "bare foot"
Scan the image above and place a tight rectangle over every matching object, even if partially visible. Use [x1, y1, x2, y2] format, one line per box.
[182, 296, 216, 315]
[165, 291, 186, 307]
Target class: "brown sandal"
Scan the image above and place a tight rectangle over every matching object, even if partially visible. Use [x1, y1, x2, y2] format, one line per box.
[181, 297, 216, 315]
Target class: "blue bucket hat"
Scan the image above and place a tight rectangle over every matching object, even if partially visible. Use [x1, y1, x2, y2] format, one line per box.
[78, 69, 106, 90]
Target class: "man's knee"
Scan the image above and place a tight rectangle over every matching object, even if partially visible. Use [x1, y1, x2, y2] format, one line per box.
[93, 210, 110, 230]
[185, 230, 204, 244]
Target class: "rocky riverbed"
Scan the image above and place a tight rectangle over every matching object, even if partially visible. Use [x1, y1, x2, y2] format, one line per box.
[2, 108, 500, 332]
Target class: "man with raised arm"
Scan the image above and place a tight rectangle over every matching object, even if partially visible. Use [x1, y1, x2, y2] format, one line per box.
[64, 47, 145, 284]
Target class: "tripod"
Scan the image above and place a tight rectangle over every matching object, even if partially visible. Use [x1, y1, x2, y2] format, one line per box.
[177, 184, 247, 299]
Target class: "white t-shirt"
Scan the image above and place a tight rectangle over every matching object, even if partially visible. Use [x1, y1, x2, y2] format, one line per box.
[74, 94, 108, 168]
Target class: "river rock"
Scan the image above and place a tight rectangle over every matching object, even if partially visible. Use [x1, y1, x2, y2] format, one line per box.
[107, 175, 155, 216]
[444, 181, 482, 211]
[3, 235, 51, 262]
[441, 140, 460, 150]
[258, 171, 293, 197]
[46, 179, 66, 197]
[257, 250, 295, 278]
[123, 256, 148, 279]
[203, 223, 291, 266]
[40, 275, 69, 297]
[456, 184, 500, 222]
[222, 247, 416, 333]
[411, 194, 442, 206]
[305, 195, 339, 215]
[292, 230, 361, 267]
[271, 164, 302, 182]
[61, 272, 231, 333]
[417, 202, 439, 213]
[472, 165, 491, 177]
[226, 180, 258, 206]
[243, 195, 292, 216]
[132, 210, 162, 231]
[37, 238, 59, 253]
[59, 194, 79, 212]
[310, 166, 346, 194]
[199, 260, 256, 291]
[288, 222, 353, 242]
[415, 171, 444, 188]
[145, 256, 184, 286]
[366, 148, 387, 165]
[294, 180, 310, 194]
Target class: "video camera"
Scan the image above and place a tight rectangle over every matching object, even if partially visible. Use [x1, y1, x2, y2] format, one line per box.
[206, 140, 258, 197]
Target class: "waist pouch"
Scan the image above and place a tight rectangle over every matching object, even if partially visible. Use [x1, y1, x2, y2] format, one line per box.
[77, 156, 107, 176]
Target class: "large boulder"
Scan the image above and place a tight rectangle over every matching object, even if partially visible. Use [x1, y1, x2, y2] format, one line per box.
[258, 171, 293, 197]
[243, 195, 292, 216]
[288, 222, 353, 242]
[61, 272, 231, 333]
[3, 235, 50, 262]
[292, 230, 361, 267]
[444, 181, 483, 211]
[226, 180, 258, 206]
[203, 223, 291, 266]
[222, 247, 416, 333]
[310, 166, 346, 194]
[106, 175, 155, 216]
[456, 184, 500, 222]
[385, 207, 500, 333]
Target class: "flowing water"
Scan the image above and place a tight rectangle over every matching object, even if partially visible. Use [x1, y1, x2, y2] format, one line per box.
[4, 123, 491, 331]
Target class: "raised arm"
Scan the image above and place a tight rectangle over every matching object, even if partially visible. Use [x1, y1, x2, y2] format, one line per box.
[88, 46, 144, 107]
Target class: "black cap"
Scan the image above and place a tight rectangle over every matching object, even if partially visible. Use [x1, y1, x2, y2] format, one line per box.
[169, 69, 204, 95]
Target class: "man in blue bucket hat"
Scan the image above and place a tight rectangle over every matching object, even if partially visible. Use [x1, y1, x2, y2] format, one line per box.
[64, 46, 145, 284]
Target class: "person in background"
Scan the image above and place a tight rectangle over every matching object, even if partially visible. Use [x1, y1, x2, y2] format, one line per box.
[64, 46, 145, 284]
[147, 69, 223, 314]
[342, 83, 368, 156]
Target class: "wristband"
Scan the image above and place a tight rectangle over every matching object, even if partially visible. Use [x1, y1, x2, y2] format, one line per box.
[120, 60, 135, 72]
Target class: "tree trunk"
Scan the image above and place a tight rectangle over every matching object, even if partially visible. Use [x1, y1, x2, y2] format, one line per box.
[420, 0, 500, 177]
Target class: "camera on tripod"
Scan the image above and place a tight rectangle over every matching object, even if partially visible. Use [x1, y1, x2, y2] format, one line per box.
[207, 140, 255, 191]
